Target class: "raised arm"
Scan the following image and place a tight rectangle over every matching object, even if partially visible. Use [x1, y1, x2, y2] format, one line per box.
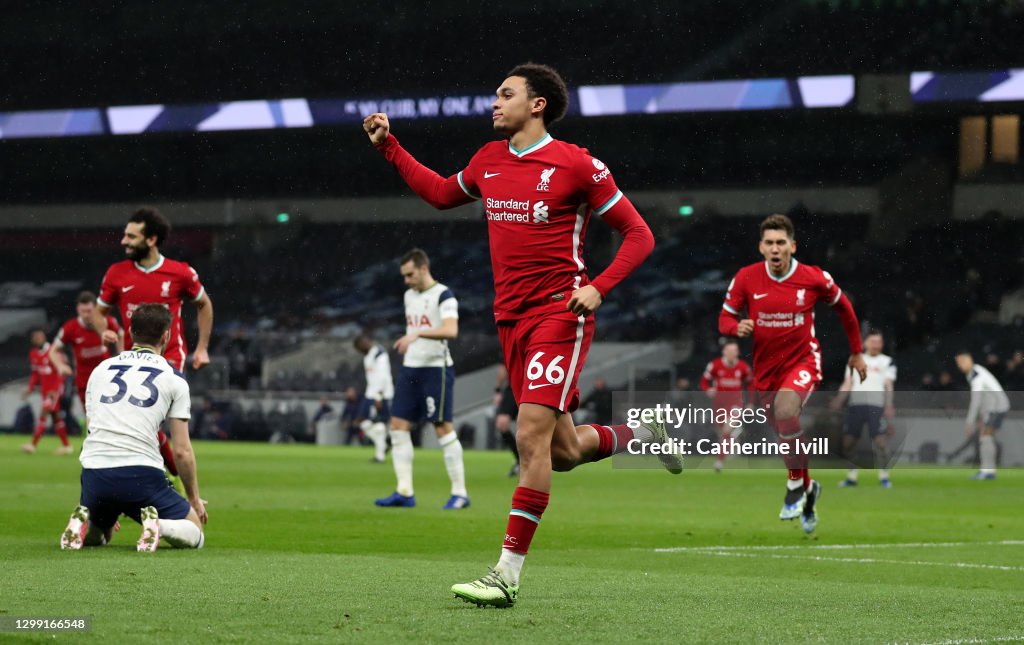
[364, 113, 476, 210]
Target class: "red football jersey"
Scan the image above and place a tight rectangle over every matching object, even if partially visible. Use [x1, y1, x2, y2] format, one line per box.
[700, 357, 752, 409]
[722, 259, 842, 388]
[98, 255, 204, 368]
[55, 315, 121, 387]
[28, 344, 63, 394]
[457, 134, 623, 321]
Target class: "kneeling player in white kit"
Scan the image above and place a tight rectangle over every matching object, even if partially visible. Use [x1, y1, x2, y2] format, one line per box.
[60, 303, 207, 552]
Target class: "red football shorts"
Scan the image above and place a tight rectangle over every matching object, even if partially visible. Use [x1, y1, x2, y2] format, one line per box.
[499, 311, 594, 414]
[41, 388, 63, 414]
[755, 359, 821, 414]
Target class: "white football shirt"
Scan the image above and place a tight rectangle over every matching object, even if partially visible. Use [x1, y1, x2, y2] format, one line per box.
[363, 344, 395, 400]
[966, 364, 1010, 423]
[80, 349, 191, 470]
[403, 282, 457, 368]
[849, 352, 896, 408]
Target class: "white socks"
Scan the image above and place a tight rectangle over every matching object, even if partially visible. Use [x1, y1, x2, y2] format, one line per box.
[363, 421, 388, 461]
[980, 434, 996, 474]
[879, 469, 890, 481]
[439, 431, 467, 497]
[847, 468, 859, 482]
[386, 428, 467, 499]
[631, 424, 655, 443]
[160, 519, 203, 548]
[389, 430, 415, 496]
[496, 548, 526, 586]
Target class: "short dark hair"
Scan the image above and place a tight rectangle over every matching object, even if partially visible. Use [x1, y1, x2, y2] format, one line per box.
[760, 214, 795, 240]
[353, 333, 372, 351]
[130, 303, 172, 346]
[955, 349, 973, 359]
[129, 207, 171, 246]
[722, 339, 739, 348]
[507, 63, 569, 127]
[77, 290, 96, 305]
[400, 248, 430, 268]
[865, 329, 883, 339]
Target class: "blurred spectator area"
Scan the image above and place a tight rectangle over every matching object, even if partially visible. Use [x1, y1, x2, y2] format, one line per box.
[1, 212, 1020, 395]
[5, 1, 1022, 111]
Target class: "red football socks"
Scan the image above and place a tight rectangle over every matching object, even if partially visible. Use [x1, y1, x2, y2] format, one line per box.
[502, 486, 550, 554]
[54, 420, 69, 447]
[592, 424, 635, 461]
[775, 416, 809, 486]
[30, 419, 46, 446]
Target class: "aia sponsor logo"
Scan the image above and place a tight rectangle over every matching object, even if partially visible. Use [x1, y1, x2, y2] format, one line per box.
[406, 314, 431, 328]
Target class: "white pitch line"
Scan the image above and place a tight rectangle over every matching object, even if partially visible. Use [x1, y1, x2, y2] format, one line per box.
[672, 549, 1024, 572]
[654, 540, 1024, 553]
[892, 636, 1024, 645]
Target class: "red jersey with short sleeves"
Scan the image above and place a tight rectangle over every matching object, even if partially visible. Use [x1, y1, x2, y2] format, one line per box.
[456, 134, 625, 321]
[98, 255, 205, 369]
[55, 316, 121, 389]
[700, 358, 753, 410]
[722, 259, 842, 389]
[28, 344, 63, 394]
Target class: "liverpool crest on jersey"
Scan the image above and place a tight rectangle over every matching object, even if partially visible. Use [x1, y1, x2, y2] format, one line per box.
[536, 167, 556, 192]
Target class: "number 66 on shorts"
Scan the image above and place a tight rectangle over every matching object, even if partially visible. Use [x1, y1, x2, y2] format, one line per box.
[499, 311, 595, 413]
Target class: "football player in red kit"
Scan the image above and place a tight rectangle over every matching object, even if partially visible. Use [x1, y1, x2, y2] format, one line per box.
[21, 329, 72, 455]
[700, 339, 753, 472]
[90, 207, 214, 481]
[720, 214, 866, 533]
[365, 63, 678, 607]
[49, 291, 123, 407]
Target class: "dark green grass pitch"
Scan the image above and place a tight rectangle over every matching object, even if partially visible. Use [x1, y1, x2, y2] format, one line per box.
[1, 435, 1022, 644]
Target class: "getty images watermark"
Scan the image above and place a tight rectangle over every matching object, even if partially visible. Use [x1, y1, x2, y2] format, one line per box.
[606, 389, 1023, 470]
[623, 404, 829, 459]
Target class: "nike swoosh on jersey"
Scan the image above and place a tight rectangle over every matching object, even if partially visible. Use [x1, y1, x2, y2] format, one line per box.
[122, 285, 135, 293]
[753, 293, 768, 299]
[484, 172, 501, 178]
[527, 382, 556, 390]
